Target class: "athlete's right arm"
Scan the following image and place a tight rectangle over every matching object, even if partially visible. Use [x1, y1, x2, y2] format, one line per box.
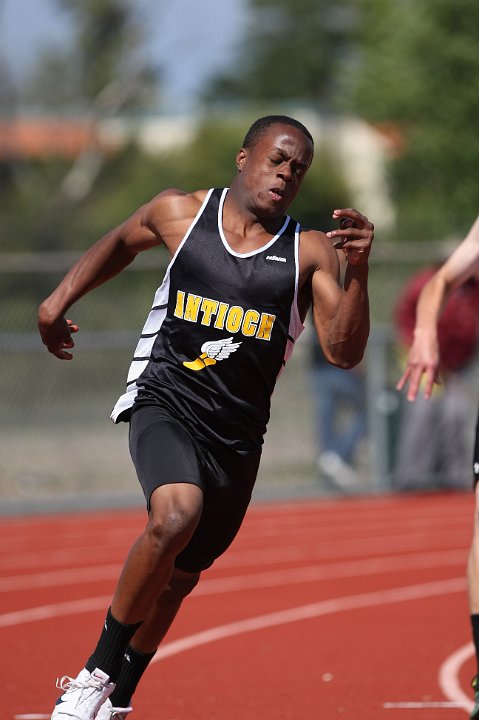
[397, 215, 479, 400]
[38, 189, 203, 359]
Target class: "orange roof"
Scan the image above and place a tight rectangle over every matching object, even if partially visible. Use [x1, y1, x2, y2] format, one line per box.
[373, 122, 406, 157]
[0, 117, 107, 159]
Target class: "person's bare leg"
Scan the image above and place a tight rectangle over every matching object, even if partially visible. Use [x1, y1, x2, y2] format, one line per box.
[100, 562, 201, 710]
[51, 486, 203, 718]
[468, 483, 479, 717]
[111, 483, 203, 624]
[468, 484, 479, 614]
[130, 567, 201, 653]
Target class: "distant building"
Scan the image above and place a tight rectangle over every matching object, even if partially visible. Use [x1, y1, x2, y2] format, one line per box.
[0, 109, 396, 233]
[0, 116, 100, 159]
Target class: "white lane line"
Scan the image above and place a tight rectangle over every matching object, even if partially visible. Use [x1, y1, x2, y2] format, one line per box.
[0, 548, 466, 594]
[218, 532, 468, 569]
[150, 577, 466, 663]
[0, 563, 122, 593]
[0, 542, 130, 571]
[383, 701, 466, 708]
[0, 564, 121, 592]
[439, 642, 474, 714]
[10, 578, 468, 719]
[190, 549, 467, 595]
[0, 571, 467, 629]
[1, 525, 468, 571]
[0, 595, 111, 628]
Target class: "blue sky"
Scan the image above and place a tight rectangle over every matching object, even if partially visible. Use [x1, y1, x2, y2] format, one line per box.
[0, 0, 247, 110]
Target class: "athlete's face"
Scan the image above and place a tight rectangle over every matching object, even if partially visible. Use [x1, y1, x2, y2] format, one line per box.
[236, 124, 314, 218]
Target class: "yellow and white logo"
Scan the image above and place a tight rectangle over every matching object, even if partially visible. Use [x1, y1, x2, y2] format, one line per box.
[183, 337, 242, 371]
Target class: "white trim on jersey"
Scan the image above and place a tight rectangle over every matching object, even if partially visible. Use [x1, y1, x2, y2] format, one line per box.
[291, 220, 304, 339]
[110, 189, 216, 423]
[277, 221, 304, 379]
[163, 188, 215, 277]
[217, 188, 291, 258]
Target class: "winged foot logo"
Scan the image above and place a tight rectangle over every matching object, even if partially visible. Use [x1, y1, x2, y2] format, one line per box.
[183, 337, 242, 371]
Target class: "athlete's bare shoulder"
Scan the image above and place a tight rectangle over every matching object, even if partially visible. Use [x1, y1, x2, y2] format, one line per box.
[296, 227, 340, 321]
[299, 226, 339, 278]
[146, 188, 208, 223]
[142, 188, 209, 252]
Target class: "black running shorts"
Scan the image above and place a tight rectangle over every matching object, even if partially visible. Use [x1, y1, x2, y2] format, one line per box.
[128, 404, 261, 572]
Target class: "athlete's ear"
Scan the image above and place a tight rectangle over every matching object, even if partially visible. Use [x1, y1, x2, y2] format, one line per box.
[236, 148, 247, 172]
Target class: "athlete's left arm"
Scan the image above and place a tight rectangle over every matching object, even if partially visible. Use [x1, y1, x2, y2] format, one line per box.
[301, 208, 374, 369]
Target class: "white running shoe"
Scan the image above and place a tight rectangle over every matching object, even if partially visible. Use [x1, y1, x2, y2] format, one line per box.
[51, 667, 115, 720]
[317, 451, 359, 492]
[96, 699, 132, 720]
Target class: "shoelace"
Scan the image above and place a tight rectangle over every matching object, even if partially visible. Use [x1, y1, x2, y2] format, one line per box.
[56, 674, 111, 711]
[56, 675, 106, 693]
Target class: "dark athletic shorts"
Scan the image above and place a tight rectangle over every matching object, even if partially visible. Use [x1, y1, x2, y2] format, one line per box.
[474, 411, 479, 487]
[129, 404, 261, 573]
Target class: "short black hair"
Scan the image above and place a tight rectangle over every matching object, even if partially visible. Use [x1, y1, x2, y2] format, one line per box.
[242, 115, 314, 150]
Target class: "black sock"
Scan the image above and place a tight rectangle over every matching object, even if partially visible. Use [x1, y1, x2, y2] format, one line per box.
[471, 614, 479, 675]
[109, 645, 156, 708]
[85, 607, 142, 682]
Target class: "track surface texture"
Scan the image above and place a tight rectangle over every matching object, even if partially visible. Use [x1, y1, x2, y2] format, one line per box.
[2, 491, 477, 719]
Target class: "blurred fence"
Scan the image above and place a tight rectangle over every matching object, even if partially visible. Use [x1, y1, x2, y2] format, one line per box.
[1, 244, 478, 514]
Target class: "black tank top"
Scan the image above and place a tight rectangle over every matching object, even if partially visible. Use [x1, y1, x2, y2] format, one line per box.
[111, 188, 304, 451]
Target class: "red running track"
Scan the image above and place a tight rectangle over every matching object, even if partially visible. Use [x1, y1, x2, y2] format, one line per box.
[1, 491, 476, 719]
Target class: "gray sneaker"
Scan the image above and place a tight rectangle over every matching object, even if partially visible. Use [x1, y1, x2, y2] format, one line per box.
[51, 667, 115, 720]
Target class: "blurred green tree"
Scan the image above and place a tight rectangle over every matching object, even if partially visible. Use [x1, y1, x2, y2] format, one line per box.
[206, 0, 479, 240]
[345, 0, 479, 239]
[85, 117, 351, 235]
[0, 0, 159, 251]
[204, 0, 358, 110]
[23, 0, 158, 110]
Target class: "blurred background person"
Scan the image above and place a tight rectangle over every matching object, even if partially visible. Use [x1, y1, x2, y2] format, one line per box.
[312, 249, 367, 492]
[393, 264, 479, 491]
[312, 335, 366, 491]
[396, 215, 479, 719]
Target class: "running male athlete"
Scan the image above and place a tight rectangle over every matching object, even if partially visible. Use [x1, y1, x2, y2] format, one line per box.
[397, 215, 479, 719]
[38, 115, 374, 720]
